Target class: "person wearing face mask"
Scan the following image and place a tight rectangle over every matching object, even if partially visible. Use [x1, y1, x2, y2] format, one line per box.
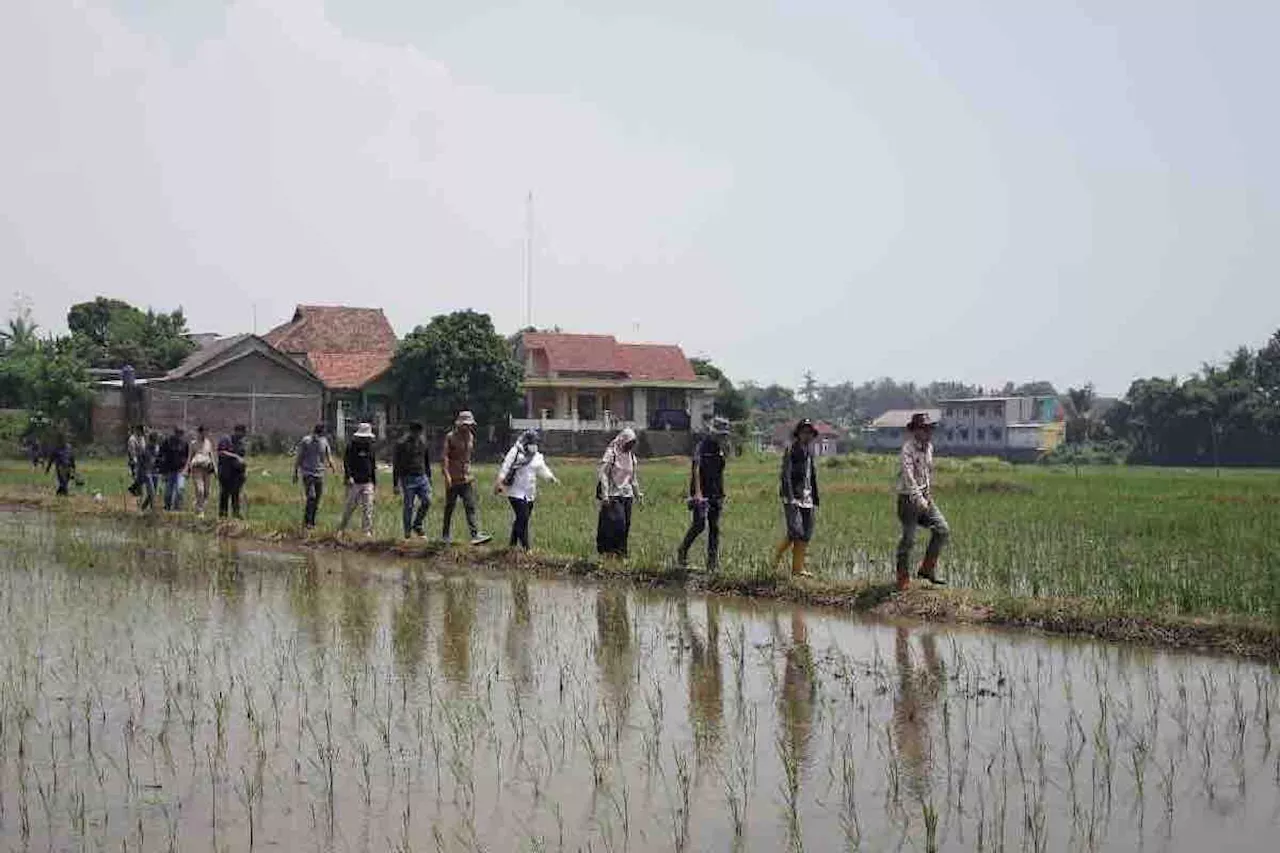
[441, 410, 492, 545]
[494, 429, 559, 550]
[596, 427, 643, 558]
[677, 416, 731, 571]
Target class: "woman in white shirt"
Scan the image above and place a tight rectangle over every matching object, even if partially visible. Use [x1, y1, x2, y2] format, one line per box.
[596, 428, 642, 557]
[495, 429, 558, 550]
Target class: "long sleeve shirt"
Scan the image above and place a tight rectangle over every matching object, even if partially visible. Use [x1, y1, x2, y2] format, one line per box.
[779, 441, 819, 508]
[598, 444, 640, 499]
[897, 438, 934, 505]
[344, 437, 377, 485]
[498, 446, 556, 501]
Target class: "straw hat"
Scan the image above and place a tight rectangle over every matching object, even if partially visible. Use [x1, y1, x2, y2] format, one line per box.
[353, 423, 375, 439]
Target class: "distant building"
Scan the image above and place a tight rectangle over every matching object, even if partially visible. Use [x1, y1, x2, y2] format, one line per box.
[511, 332, 718, 455]
[862, 408, 942, 452]
[264, 305, 398, 439]
[936, 396, 1064, 458]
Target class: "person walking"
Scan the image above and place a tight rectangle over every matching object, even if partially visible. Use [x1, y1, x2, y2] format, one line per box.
[677, 416, 732, 571]
[773, 419, 821, 578]
[393, 422, 433, 539]
[126, 424, 146, 484]
[596, 428, 642, 558]
[186, 425, 216, 518]
[159, 426, 189, 511]
[45, 438, 77, 497]
[217, 425, 248, 519]
[495, 429, 558, 550]
[293, 424, 335, 530]
[441, 411, 491, 545]
[338, 422, 378, 538]
[134, 432, 160, 511]
[895, 413, 949, 590]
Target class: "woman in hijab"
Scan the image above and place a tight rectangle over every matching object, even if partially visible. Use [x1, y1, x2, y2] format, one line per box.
[596, 428, 642, 558]
[494, 429, 559, 550]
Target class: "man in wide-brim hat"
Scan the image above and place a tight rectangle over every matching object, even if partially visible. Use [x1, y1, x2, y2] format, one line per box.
[774, 418, 821, 577]
[441, 410, 492, 545]
[895, 412, 949, 590]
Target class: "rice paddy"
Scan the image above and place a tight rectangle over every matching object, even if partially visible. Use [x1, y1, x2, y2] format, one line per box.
[0, 510, 1276, 851]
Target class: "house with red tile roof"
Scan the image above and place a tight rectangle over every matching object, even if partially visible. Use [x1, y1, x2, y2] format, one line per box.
[265, 305, 398, 439]
[513, 332, 718, 436]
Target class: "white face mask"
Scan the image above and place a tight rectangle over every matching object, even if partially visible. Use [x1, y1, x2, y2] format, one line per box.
[526, 444, 538, 454]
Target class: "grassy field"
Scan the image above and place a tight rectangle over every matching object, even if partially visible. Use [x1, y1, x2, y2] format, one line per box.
[2, 451, 1278, 629]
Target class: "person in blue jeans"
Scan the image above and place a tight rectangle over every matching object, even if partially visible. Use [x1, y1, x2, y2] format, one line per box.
[159, 426, 189, 511]
[393, 421, 433, 538]
[292, 423, 335, 530]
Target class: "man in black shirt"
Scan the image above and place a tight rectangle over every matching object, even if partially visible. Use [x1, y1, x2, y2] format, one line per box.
[677, 417, 731, 571]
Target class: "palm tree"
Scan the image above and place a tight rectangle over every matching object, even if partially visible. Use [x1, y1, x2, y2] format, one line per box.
[0, 316, 39, 349]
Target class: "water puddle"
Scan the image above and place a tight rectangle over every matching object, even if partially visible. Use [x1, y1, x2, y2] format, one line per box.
[0, 510, 1276, 851]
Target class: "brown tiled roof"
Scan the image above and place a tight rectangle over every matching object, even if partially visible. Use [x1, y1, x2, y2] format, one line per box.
[616, 344, 697, 381]
[306, 352, 392, 391]
[264, 305, 396, 354]
[522, 332, 698, 382]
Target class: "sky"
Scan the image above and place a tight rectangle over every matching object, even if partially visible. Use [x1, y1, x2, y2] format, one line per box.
[2, 0, 1277, 395]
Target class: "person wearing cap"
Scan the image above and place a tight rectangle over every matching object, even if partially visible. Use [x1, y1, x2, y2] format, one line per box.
[774, 418, 821, 577]
[494, 428, 559, 550]
[293, 423, 335, 530]
[677, 416, 732, 571]
[338, 422, 378, 537]
[393, 421, 433, 539]
[896, 412, 949, 590]
[596, 427, 642, 557]
[441, 410, 492, 545]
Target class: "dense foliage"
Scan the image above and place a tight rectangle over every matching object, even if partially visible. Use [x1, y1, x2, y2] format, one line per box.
[67, 297, 195, 373]
[392, 310, 523, 430]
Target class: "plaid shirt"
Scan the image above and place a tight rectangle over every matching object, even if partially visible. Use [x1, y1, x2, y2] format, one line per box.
[897, 438, 933, 505]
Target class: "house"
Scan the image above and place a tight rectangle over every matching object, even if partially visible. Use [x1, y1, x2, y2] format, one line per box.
[92, 335, 325, 445]
[769, 420, 844, 457]
[511, 332, 718, 453]
[935, 396, 1065, 459]
[264, 305, 398, 439]
[862, 408, 942, 451]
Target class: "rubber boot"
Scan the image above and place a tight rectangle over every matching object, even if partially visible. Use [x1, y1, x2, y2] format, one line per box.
[918, 556, 945, 585]
[774, 540, 792, 568]
[895, 564, 911, 592]
[791, 542, 809, 577]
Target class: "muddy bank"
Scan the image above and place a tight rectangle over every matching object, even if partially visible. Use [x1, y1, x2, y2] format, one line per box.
[6, 494, 1278, 662]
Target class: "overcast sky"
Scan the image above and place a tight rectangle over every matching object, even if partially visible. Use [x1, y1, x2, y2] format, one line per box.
[3, 0, 1276, 394]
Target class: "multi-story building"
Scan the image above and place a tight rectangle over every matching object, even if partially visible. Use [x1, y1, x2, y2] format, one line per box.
[935, 396, 1064, 458]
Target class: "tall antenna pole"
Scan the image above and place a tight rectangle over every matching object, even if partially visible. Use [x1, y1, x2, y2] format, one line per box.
[524, 191, 534, 329]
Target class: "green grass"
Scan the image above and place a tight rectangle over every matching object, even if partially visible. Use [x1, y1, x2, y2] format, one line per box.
[3, 452, 1279, 624]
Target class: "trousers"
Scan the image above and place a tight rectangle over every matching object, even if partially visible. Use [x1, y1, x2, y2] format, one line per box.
[896, 495, 950, 570]
[340, 482, 376, 534]
[508, 497, 534, 549]
[441, 482, 478, 540]
[678, 498, 722, 568]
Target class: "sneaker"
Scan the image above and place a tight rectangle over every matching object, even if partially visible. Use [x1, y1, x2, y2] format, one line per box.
[470, 534, 493, 546]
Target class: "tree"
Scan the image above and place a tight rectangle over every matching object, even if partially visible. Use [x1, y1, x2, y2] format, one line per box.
[1064, 384, 1096, 444]
[0, 335, 94, 434]
[66, 297, 196, 372]
[1013, 380, 1058, 397]
[689, 357, 748, 422]
[391, 310, 522, 430]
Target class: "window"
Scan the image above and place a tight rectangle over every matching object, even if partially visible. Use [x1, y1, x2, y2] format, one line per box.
[959, 427, 969, 441]
[945, 407, 954, 418]
[962, 408, 970, 418]
[976, 406, 985, 418]
[976, 427, 986, 442]
[990, 426, 1002, 442]
[946, 429, 955, 441]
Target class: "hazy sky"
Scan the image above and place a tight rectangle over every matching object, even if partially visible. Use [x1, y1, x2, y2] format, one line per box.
[3, 0, 1277, 394]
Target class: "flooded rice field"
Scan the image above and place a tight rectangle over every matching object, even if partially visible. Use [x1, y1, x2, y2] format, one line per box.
[0, 511, 1276, 852]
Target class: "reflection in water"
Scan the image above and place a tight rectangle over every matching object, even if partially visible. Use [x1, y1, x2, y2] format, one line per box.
[339, 562, 376, 660]
[779, 611, 816, 850]
[392, 567, 432, 681]
[504, 577, 534, 693]
[441, 578, 477, 687]
[893, 626, 943, 807]
[596, 587, 634, 727]
[683, 598, 724, 760]
[289, 552, 330, 650]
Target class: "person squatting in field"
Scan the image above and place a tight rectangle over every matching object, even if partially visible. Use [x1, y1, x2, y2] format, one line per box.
[293, 423, 335, 530]
[393, 421, 433, 539]
[441, 411, 492, 545]
[677, 416, 732, 571]
[597, 428, 643, 558]
[495, 429, 559, 550]
[896, 412, 949, 590]
[774, 418, 820, 578]
[339, 422, 378, 537]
